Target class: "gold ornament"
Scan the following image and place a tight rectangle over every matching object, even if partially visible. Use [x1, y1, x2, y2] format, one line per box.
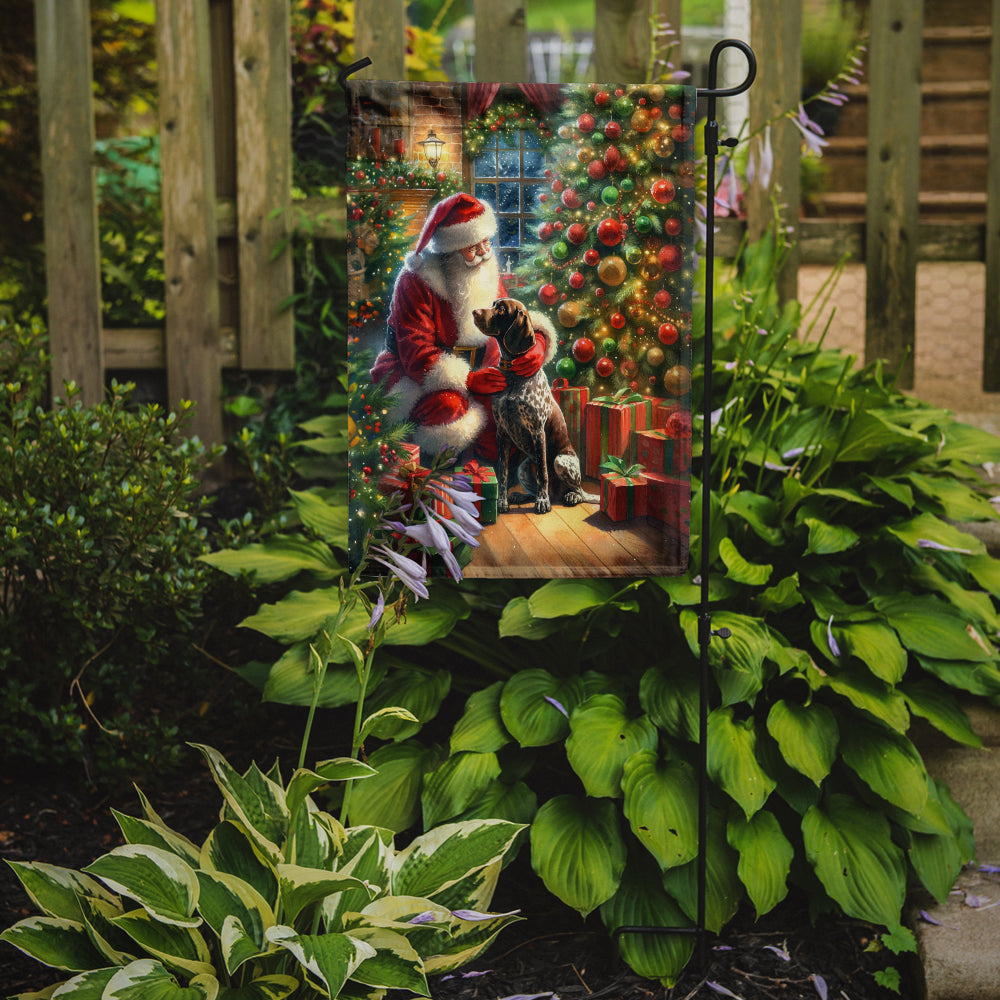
[639, 254, 663, 282]
[647, 84, 665, 103]
[577, 146, 595, 163]
[650, 132, 676, 159]
[558, 124, 574, 139]
[646, 346, 665, 367]
[663, 364, 692, 396]
[630, 109, 652, 133]
[597, 255, 627, 286]
[558, 300, 582, 328]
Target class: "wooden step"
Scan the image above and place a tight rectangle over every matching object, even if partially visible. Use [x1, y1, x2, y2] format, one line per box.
[832, 80, 992, 137]
[922, 25, 993, 83]
[814, 189, 987, 222]
[921, 0, 992, 28]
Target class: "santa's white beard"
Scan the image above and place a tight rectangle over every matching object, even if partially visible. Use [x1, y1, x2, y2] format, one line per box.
[442, 251, 501, 322]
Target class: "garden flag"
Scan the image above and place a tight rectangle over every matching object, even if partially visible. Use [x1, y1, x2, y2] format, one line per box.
[347, 81, 693, 579]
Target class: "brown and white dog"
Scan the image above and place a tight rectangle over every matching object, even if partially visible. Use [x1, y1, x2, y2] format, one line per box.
[472, 298, 598, 514]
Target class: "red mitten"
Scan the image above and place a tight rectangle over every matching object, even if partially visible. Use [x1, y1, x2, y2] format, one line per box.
[510, 330, 546, 376]
[466, 366, 506, 394]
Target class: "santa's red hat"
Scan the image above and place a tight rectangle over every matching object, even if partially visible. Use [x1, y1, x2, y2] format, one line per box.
[416, 192, 497, 255]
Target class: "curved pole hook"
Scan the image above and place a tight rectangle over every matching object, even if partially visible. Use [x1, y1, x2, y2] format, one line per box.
[698, 38, 757, 100]
[337, 57, 373, 91]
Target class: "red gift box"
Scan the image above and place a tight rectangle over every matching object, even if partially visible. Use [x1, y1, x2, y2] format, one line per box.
[637, 428, 691, 474]
[584, 392, 654, 479]
[600, 473, 648, 522]
[644, 473, 690, 532]
[551, 378, 589, 460]
[653, 400, 683, 430]
[393, 441, 421, 474]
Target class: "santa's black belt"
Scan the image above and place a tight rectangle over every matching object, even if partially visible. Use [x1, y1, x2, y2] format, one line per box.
[384, 327, 486, 371]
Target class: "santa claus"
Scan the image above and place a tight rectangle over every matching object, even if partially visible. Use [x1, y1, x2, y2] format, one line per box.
[370, 191, 555, 460]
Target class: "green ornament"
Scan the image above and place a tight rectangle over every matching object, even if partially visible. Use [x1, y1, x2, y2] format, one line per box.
[601, 185, 619, 205]
[592, 132, 606, 145]
[634, 158, 652, 175]
[602, 337, 618, 354]
[555, 356, 577, 379]
[614, 96, 634, 116]
[625, 244, 642, 265]
[666, 84, 686, 99]
[619, 177, 635, 193]
[552, 241, 569, 260]
[634, 214, 652, 234]
[575, 177, 590, 191]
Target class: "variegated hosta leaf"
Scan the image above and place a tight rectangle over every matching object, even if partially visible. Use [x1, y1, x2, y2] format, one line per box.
[499, 669, 585, 747]
[46, 966, 118, 997]
[765, 700, 838, 786]
[838, 718, 929, 817]
[265, 926, 376, 998]
[802, 793, 906, 926]
[529, 795, 626, 917]
[0, 916, 107, 971]
[621, 751, 699, 871]
[421, 907, 522, 975]
[276, 864, 376, 925]
[345, 926, 429, 995]
[566, 695, 658, 799]
[190, 745, 288, 863]
[391, 820, 524, 901]
[83, 846, 200, 928]
[112, 810, 202, 868]
[102, 958, 218, 999]
[200, 822, 279, 910]
[288, 802, 344, 870]
[77, 894, 136, 966]
[727, 810, 793, 918]
[420, 751, 502, 829]
[347, 741, 443, 833]
[4, 862, 118, 922]
[323, 829, 393, 931]
[110, 908, 214, 978]
[707, 707, 776, 819]
[450, 681, 511, 754]
[599, 853, 694, 987]
[424, 859, 501, 916]
[214, 975, 299, 1000]
[195, 871, 274, 974]
[285, 760, 376, 824]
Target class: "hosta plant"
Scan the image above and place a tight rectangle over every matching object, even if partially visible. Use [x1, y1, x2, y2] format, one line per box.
[1, 744, 523, 999]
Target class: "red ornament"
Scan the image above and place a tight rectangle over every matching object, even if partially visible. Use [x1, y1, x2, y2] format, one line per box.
[569, 271, 586, 289]
[538, 222, 554, 241]
[587, 201, 597, 212]
[349, 207, 363, 221]
[539, 284, 559, 306]
[578, 112, 596, 132]
[658, 321, 679, 345]
[654, 289, 672, 309]
[672, 124, 691, 143]
[587, 159, 608, 181]
[572, 337, 596, 363]
[595, 90, 610, 106]
[554, 220, 563, 230]
[664, 217, 683, 236]
[615, 88, 624, 97]
[669, 102, 684, 120]
[584, 248, 601, 266]
[597, 218, 624, 246]
[620, 358, 638, 378]
[604, 121, 622, 141]
[610, 312, 626, 330]
[604, 145, 621, 171]
[561, 188, 582, 209]
[436, 171, 447, 182]
[665, 410, 692, 439]
[595, 287, 605, 297]
[567, 223, 588, 245]
[539, 193, 548, 203]
[551, 178, 564, 194]
[649, 106, 662, 120]
[658, 244, 683, 271]
[651, 179, 676, 204]
[596, 356, 615, 377]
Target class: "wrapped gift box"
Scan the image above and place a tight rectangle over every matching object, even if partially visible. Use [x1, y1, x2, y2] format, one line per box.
[653, 400, 684, 430]
[637, 428, 691, 474]
[600, 472, 649, 522]
[584, 392, 654, 479]
[461, 460, 498, 525]
[392, 441, 421, 474]
[551, 378, 589, 460]
[644, 473, 690, 532]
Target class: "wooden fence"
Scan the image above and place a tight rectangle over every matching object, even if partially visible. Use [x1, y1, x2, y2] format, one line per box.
[33, 0, 1000, 446]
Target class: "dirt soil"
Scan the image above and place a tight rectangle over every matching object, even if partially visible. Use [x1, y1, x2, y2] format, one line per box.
[1, 743, 913, 1000]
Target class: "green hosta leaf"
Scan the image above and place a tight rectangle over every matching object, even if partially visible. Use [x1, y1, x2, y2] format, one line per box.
[265, 926, 375, 997]
[497, 596, 565, 639]
[199, 822, 278, 910]
[839, 718, 929, 816]
[909, 826, 966, 905]
[621, 751, 699, 871]
[112, 812, 201, 868]
[865, 474, 914, 510]
[195, 871, 274, 974]
[966, 553, 1000, 597]
[527, 579, 619, 618]
[453, 779, 538, 827]
[530, 795, 626, 917]
[285, 759, 375, 823]
[724, 490, 784, 546]
[906, 472, 998, 522]
[885, 512, 985, 556]
[566, 695, 658, 798]
[599, 853, 694, 987]
[200, 535, 340, 584]
[875, 594, 995, 662]
[680, 610, 770, 706]
[639, 663, 699, 742]
[362, 667, 451, 740]
[661, 811, 741, 934]
[803, 517, 859, 556]
[392, 820, 524, 901]
[216, 976, 299, 1000]
[755, 573, 805, 614]
[345, 926, 428, 994]
[935, 421, 1000, 465]
[833, 621, 907, 684]
[707, 708, 776, 819]
[901, 680, 982, 748]
[808, 661, 910, 732]
[450, 682, 511, 754]
[802, 793, 906, 926]
[765, 701, 838, 786]
[360, 706, 421, 742]
[718, 537, 772, 586]
[0, 916, 107, 971]
[288, 488, 349, 546]
[83, 846, 200, 928]
[916, 655, 1000, 697]
[103, 959, 218, 999]
[277, 865, 374, 925]
[261, 644, 382, 709]
[727, 811, 793, 918]
[835, 409, 927, 463]
[421, 751, 502, 829]
[499, 670, 585, 747]
[4, 862, 118, 922]
[111, 908, 214, 978]
[910, 562, 1000, 633]
[652, 573, 738, 606]
[347, 740, 442, 832]
[190, 746, 287, 863]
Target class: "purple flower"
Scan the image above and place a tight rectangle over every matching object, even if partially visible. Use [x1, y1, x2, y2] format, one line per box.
[917, 538, 973, 554]
[827, 616, 841, 658]
[763, 944, 790, 961]
[544, 695, 569, 718]
[407, 911, 438, 925]
[706, 983, 742, 999]
[451, 908, 521, 921]
[747, 125, 774, 190]
[790, 104, 828, 156]
[371, 544, 429, 600]
[367, 590, 385, 631]
[812, 974, 828, 1000]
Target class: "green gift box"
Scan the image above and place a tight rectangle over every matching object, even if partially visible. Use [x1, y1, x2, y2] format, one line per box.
[551, 378, 589, 460]
[462, 460, 498, 525]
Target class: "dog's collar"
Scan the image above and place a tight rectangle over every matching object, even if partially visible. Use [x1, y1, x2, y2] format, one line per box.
[498, 358, 515, 371]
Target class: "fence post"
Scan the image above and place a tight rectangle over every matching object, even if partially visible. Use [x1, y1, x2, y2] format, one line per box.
[593, 0, 657, 82]
[983, 0, 1000, 391]
[746, 0, 801, 305]
[157, 0, 223, 445]
[34, 0, 104, 405]
[233, 0, 294, 370]
[354, 0, 407, 79]
[473, 0, 527, 80]
[864, 0, 923, 390]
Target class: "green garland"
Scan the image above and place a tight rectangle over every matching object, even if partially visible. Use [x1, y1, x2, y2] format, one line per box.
[347, 157, 462, 194]
[463, 99, 556, 158]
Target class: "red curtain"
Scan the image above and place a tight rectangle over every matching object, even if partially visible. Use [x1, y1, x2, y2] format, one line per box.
[466, 82, 561, 119]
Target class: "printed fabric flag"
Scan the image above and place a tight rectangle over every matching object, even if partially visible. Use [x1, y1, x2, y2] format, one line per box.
[347, 80, 693, 579]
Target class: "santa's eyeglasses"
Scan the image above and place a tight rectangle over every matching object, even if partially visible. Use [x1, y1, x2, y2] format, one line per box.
[459, 238, 492, 259]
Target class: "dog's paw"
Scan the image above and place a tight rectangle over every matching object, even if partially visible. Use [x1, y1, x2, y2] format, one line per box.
[563, 489, 600, 506]
[498, 495, 510, 514]
[534, 494, 552, 514]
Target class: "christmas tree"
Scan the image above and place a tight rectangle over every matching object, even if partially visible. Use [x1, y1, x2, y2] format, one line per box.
[516, 83, 696, 402]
